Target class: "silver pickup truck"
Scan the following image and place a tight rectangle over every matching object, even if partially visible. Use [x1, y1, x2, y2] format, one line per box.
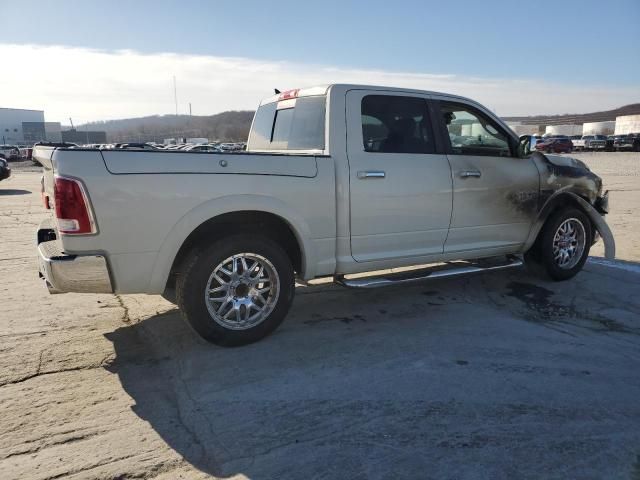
[35, 84, 614, 346]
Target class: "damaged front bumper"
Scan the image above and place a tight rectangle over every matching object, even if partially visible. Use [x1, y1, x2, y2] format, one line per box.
[594, 190, 609, 214]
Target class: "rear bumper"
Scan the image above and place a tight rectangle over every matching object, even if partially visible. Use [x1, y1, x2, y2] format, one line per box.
[37, 220, 113, 294]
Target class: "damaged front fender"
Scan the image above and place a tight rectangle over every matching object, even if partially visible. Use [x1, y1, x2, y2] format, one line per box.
[566, 192, 615, 260]
[523, 190, 615, 260]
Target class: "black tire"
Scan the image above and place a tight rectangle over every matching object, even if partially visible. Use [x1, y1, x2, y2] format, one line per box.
[524, 208, 592, 281]
[176, 234, 295, 346]
[161, 287, 176, 304]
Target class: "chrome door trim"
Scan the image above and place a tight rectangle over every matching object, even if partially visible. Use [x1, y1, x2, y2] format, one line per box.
[357, 170, 386, 179]
[459, 170, 481, 178]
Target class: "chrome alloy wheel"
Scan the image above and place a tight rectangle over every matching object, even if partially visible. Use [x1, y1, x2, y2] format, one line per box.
[552, 218, 586, 269]
[204, 253, 280, 330]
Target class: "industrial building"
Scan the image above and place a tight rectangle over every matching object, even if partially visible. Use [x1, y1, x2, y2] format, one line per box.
[544, 124, 583, 136]
[582, 121, 615, 136]
[615, 115, 640, 135]
[1, 107, 45, 144]
[61, 129, 107, 144]
[0, 107, 63, 144]
[44, 122, 62, 142]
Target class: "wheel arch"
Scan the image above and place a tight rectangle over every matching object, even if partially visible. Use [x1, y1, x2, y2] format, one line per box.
[148, 195, 314, 294]
[523, 190, 615, 259]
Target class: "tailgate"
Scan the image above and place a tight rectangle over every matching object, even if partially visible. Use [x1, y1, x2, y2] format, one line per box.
[33, 145, 57, 200]
[33, 145, 56, 170]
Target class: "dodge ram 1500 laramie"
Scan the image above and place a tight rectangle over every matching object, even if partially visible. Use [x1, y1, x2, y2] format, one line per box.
[35, 84, 614, 346]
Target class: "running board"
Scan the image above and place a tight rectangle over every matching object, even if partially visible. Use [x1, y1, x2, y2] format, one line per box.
[334, 256, 523, 289]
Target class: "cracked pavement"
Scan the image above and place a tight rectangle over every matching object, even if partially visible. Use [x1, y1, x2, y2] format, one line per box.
[1, 153, 640, 479]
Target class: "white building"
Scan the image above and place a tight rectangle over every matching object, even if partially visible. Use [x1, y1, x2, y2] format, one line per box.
[615, 115, 640, 135]
[545, 124, 583, 136]
[0, 107, 45, 144]
[582, 121, 615, 136]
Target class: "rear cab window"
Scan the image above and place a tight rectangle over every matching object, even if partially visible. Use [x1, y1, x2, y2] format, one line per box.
[247, 95, 326, 151]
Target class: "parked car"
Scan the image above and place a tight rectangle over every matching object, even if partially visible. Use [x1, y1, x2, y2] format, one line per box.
[0, 156, 11, 181]
[586, 135, 607, 151]
[605, 135, 616, 152]
[19, 147, 33, 160]
[570, 135, 586, 151]
[535, 136, 573, 153]
[34, 84, 613, 346]
[571, 135, 590, 152]
[0, 145, 20, 161]
[185, 144, 220, 152]
[613, 134, 640, 151]
[117, 143, 158, 150]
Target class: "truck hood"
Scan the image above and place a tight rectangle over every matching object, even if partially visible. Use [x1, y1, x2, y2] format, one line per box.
[531, 151, 602, 204]
[543, 154, 590, 172]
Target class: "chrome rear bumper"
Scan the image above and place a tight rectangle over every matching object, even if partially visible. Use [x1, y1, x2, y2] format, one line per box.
[37, 221, 113, 294]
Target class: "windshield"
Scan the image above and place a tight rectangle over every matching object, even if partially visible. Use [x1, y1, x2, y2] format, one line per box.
[247, 96, 326, 151]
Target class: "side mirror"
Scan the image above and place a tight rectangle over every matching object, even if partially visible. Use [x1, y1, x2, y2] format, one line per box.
[518, 135, 532, 158]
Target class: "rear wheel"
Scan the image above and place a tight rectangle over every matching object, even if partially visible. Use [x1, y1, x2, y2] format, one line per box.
[525, 208, 592, 281]
[176, 234, 295, 346]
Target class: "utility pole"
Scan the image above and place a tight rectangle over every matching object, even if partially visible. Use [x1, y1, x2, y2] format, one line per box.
[189, 103, 192, 116]
[173, 76, 178, 116]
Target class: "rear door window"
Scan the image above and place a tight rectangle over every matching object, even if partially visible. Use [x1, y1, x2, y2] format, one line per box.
[360, 95, 435, 154]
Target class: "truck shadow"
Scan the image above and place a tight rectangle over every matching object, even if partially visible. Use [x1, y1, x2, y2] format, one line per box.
[0, 188, 31, 196]
[103, 260, 640, 479]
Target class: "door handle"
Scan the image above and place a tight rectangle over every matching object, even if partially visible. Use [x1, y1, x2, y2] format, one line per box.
[357, 170, 386, 179]
[459, 170, 481, 178]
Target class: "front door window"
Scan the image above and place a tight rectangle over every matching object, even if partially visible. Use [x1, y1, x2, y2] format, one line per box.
[441, 103, 511, 157]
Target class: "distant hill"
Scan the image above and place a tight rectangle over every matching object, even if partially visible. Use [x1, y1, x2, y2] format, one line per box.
[72, 102, 640, 143]
[74, 110, 255, 143]
[503, 104, 640, 126]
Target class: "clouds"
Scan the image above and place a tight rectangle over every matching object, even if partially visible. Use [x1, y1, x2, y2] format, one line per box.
[1, 43, 637, 123]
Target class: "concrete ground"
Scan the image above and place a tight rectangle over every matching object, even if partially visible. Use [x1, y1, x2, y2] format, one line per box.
[1, 153, 639, 479]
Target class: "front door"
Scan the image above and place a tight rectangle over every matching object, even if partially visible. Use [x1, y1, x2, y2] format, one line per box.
[434, 100, 539, 253]
[346, 90, 453, 262]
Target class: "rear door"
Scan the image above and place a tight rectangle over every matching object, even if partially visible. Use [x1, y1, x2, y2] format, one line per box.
[433, 99, 539, 253]
[346, 90, 453, 262]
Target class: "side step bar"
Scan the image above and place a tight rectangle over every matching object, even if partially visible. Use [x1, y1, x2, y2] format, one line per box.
[334, 256, 523, 289]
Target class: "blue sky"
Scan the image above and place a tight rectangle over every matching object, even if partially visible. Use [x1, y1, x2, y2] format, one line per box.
[1, 0, 638, 121]
[6, 0, 639, 85]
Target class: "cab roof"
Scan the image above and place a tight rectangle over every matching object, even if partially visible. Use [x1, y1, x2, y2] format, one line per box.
[259, 84, 476, 107]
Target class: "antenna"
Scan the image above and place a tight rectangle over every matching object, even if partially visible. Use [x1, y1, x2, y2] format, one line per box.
[173, 76, 178, 116]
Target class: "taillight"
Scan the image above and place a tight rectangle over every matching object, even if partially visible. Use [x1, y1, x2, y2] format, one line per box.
[54, 176, 96, 234]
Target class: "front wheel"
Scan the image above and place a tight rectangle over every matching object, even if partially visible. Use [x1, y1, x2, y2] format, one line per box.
[525, 208, 592, 281]
[176, 234, 295, 346]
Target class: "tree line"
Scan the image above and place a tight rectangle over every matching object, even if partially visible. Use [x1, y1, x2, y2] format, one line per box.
[80, 110, 255, 143]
